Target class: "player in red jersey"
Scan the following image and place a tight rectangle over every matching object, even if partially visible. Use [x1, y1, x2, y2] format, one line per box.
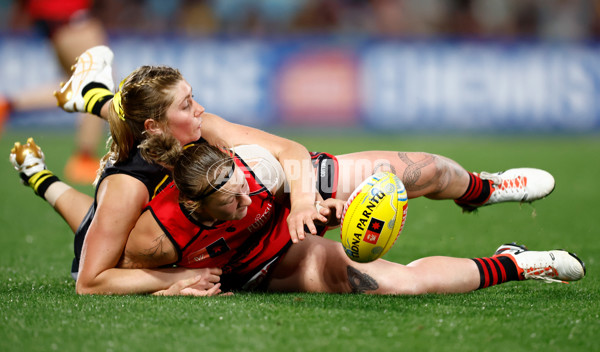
[131, 141, 331, 291]
[119, 138, 586, 295]
[1, 0, 108, 184]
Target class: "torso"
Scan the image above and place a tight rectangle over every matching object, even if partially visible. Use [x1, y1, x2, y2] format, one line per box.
[122, 156, 293, 279]
[72, 147, 173, 274]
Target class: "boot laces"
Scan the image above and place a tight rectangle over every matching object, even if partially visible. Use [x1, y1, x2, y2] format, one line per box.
[479, 172, 527, 197]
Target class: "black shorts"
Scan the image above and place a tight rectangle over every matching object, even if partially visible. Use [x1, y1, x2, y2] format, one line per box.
[220, 242, 292, 292]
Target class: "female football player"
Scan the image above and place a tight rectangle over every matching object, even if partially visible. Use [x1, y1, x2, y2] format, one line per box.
[10, 46, 556, 295]
[91, 137, 589, 295]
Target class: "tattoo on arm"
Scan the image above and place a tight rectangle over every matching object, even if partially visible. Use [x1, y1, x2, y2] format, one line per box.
[347, 266, 379, 293]
[120, 234, 172, 269]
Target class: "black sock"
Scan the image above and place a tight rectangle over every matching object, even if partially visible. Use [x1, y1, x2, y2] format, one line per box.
[27, 170, 60, 200]
[471, 255, 520, 289]
[82, 82, 113, 116]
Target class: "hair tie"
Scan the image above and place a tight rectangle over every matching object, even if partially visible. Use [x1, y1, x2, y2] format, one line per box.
[112, 78, 127, 121]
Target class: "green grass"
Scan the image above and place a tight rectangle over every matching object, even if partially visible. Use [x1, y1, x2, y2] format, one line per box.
[1, 129, 599, 352]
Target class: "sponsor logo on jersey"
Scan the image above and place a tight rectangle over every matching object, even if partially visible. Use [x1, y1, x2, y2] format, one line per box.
[248, 203, 273, 233]
[207, 237, 230, 257]
[187, 237, 230, 264]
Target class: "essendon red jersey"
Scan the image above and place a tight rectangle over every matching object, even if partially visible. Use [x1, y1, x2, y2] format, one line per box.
[146, 156, 292, 278]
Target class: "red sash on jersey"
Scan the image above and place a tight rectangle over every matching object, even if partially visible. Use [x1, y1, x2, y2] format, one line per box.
[146, 156, 292, 277]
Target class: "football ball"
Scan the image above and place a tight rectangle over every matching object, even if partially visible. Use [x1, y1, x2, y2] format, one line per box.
[340, 172, 408, 262]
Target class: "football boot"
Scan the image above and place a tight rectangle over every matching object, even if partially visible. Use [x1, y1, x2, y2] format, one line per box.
[54, 45, 115, 113]
[457, 168, 555, 212]
[494, 243, 585, 283]
[10, 137, 47, 183]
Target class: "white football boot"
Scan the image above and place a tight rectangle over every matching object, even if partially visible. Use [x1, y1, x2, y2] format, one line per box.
[10, 137, 47, 183]
[458, 168, 555, 212]
[54, 45, 115, 113]
[494, 243, 586, 283]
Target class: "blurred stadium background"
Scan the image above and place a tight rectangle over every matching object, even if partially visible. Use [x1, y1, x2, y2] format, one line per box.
[2, 0, 600, 133]
[2, 3, 600, 351]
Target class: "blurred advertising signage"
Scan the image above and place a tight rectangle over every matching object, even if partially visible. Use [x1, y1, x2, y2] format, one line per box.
[275, 49, 359, 126]
[1, 37, 599, 131]
[360, 42, 600, 131]
[109, 39, 600, 131]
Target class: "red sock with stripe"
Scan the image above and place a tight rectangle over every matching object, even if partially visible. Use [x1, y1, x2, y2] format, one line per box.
[471, 255, 520, 289]
[455, 172, 493, 206]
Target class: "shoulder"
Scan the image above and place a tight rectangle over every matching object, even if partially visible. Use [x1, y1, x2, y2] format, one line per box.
[102, 148, 171, 199]
[97, 173, 151, 206]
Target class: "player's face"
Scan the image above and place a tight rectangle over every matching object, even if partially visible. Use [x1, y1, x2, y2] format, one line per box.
[203, 167, 252, 221]
[166, 79, 204, 145]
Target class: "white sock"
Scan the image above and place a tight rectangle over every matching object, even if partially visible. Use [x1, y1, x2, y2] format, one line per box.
[45, 182, 72, 207]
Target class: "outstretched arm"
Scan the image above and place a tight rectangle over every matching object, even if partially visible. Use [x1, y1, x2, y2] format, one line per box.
[75, 174, 220, 295]
[201, 113, 327, 243]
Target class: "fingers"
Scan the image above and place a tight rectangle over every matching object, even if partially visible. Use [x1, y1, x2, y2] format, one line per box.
[202, 267, 222, 282]
[287, 203, 330, 243]
[321, 199, 344, 219]
[290, 216, 316, 242]
[208, 267, 223, 276]
[170, 275, 204, 293]
[287, 216, 304, 243]
[204, 283, 222, 296]
[315, 201, 327, 215]
[178, 283, 221, 297]
[294, 219, 306, 242]
[152, 275, 201, 296]
[205, 273, 221, 284]
[154, 275, 228, 297]
[333, 200, 344, 220]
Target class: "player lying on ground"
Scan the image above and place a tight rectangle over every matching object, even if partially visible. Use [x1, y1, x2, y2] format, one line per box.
[10, 138, 585, 295]
[9, 45, 556, 295]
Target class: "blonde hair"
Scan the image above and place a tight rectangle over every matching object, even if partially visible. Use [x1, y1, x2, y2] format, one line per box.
[97, 65, 183, 184]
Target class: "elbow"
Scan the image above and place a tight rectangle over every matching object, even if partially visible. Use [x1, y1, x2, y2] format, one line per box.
[75, 280, 96, 295]
[75, 275, 108, 295]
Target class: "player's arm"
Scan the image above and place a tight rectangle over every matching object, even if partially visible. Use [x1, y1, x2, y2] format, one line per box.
[201, 113, 327, 242]
[75, 174, 220, 295]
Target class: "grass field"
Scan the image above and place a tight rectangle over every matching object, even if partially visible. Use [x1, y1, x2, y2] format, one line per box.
[1, 128, 599, 352]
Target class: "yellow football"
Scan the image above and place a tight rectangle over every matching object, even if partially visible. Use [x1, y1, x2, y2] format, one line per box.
[340, 172, 408, 263]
